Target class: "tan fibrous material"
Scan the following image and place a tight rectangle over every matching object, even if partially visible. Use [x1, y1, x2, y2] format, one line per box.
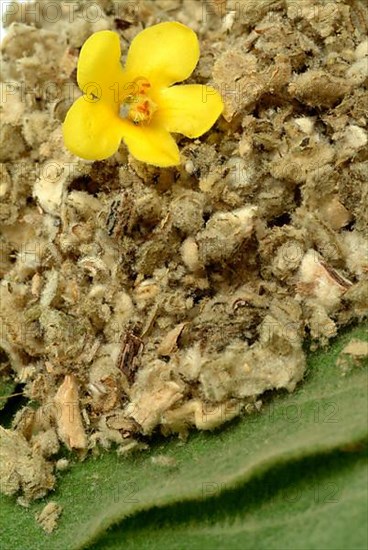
[0, 0, 367, 503]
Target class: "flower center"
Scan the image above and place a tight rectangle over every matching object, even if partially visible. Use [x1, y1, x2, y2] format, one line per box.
[119, 77, 157, 125]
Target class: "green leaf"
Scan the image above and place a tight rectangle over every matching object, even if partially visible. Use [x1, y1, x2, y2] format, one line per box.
[0, 378, 16, 412]
[0, 324, 367, 550]
[91, 450, 368, 550]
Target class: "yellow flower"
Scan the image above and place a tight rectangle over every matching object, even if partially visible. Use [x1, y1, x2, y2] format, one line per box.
[62, 22, 223, 167]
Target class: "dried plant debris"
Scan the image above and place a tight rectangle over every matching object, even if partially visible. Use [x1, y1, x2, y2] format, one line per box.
[36, 501, 63, 534]
[0, 427, 55, 501]
[336, 338, 368, 374]
[0, 0, 367, 502]
[53, 374, 88, 451]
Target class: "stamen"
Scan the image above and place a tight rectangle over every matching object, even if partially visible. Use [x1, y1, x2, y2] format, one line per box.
[119, 78, 157, 125]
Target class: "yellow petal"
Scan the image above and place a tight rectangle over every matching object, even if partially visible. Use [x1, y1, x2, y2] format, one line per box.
[125, 22, 199, 88]
[77, 30, 124, 106]
[62, 96, 127, 160]
[122, 122, 180, 167]
[157, 84, 223, 138]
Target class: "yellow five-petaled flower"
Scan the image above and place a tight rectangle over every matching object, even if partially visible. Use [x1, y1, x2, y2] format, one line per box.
[62, 22, 223, 167]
